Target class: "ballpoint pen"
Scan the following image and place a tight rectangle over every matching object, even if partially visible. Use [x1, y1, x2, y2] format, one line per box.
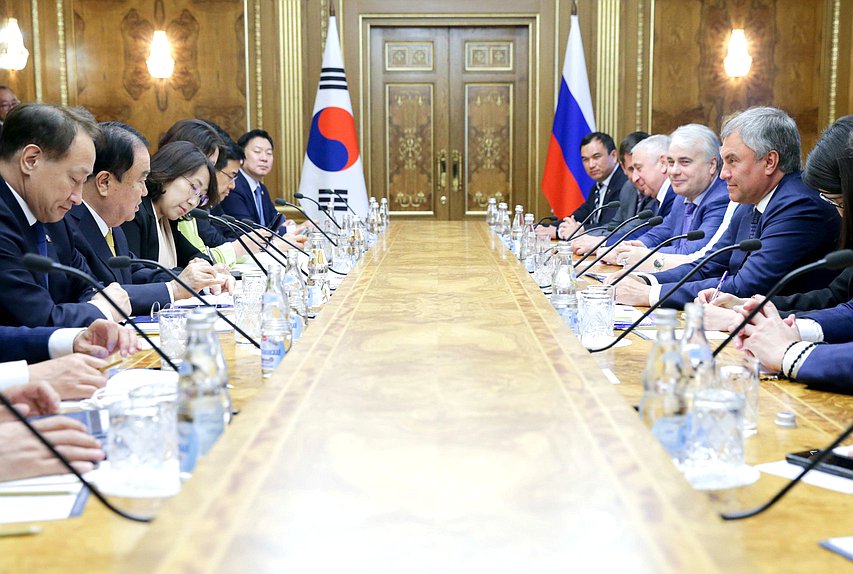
[709, 270, 729, 302]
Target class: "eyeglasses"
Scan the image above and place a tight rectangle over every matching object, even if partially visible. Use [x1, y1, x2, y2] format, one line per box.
[0, 99, 19, 110]
[819, 192, 843, 210]
[218, 169, 239, 185]
[182, 175, 209, 207]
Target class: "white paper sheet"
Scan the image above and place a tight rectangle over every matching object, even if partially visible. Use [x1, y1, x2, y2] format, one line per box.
[754, 460, 853, 494]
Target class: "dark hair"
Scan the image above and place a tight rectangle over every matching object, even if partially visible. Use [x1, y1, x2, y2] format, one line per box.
[0, 103, 102, 161]
[237, 128, 274, 150]
[158, 119, 224, 161]
[91, 121, 149, 182]
[804, 117, 853, 248]
[146, 141, 218, 207]
[618, 131, 650, 163]
[580, 131, 616, 154]
[202, 119, 246, 165]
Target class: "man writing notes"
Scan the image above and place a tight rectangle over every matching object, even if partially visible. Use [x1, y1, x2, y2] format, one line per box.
[613, 107, 840, 309]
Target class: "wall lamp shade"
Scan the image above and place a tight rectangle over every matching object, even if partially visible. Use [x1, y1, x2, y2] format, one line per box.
[146, 30, 174, 79]
[0, 18, 29, 71]
[724, 29, 752, 78]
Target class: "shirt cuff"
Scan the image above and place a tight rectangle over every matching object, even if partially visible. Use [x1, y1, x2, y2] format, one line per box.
[165, 281, 176, 303]
[0, 361, 30, 391]
[88, 300, 114, 321]
[782, 341, 817, 380]
[648, 284, 662, 306]
[212, 243, 238, 266]
[48, 328, 83, 358]
[795, 319, 824, 342]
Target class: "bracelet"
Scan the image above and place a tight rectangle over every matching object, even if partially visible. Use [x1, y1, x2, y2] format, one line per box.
[782, 341, 799, 359]
[786, 342, 816, 380]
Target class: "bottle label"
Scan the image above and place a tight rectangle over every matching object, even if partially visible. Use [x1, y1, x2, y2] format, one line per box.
[261, 335, 287, 373]
[290, 314, 304, 341]
[178, 420, 198, 473]
[307, 285, 325, 310]
[191, 398, 226, 456]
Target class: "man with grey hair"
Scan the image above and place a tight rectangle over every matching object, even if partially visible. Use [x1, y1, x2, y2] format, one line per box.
[604, 124, 733, 272]
[614, 106, 841, 309]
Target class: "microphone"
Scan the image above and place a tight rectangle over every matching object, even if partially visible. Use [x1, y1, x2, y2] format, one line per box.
[275, 198, 338, 247]
[535, 215, 558, 228]
[586, 239, 762, 353]
[611, 230, 705, 286]
[330, 190, 358, 216]
[712, 249, 853, 357]
[21, 254, 179, 370]
[294, 192, 343, 230]
[721, 418, 853, 520]
[108, 256, 261, 349]
[563, 200, 621, 241]
[190, 209, 271, 276]
[574, 209, 654, 268]
[565, 225, 609, 240]
[0, 392, 152, 523]
[577, 215, 663, 277]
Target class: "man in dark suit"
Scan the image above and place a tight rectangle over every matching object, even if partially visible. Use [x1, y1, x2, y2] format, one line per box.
[217, 129, 283, 234]
[614, 106, 841, 309]
[0, 103, 132, 327]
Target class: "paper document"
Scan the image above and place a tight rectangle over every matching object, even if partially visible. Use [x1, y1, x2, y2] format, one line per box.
[755, 460, 853, 494]
[0, 474, 88, 524]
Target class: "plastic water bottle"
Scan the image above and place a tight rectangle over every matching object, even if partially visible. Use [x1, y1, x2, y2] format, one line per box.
[306, 232, 330, 318]
[510, 205, 524, 256]
[520, 213, 537, 270]
[191, 306, 231, 425]
[679, 303, 715, 409]
[550, 242, 578, 332]
[486, 197, 498, 229]
[261, 264, 292, 378]
[496, 202, 510, 246]
[366, 198, 380, 247]
[379, 197, 389, 232]
[281, 250, 307, 343]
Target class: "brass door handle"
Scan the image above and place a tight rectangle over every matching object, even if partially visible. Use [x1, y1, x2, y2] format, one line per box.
[451, 150, 462, 193]
[437, 150, 447, 193]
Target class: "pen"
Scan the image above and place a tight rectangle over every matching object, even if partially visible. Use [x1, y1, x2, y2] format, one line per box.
[709, 270, 729, 302]
[0, 525, 42, 537]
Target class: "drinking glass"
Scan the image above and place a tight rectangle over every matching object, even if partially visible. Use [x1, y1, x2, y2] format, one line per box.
[241, 270, 266, 296]
[158, 307, 188, 370]
[234, 291, 262, 345]
[682, 388, 748, 489]
[578, 286, 615, 348]
[717, 355, 760, 436]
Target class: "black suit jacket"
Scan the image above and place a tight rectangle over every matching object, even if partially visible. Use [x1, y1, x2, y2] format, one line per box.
[569, 165, 628, 225]
[0, 176, 104, 327]
[67, 204, 171, 316]
[217, 171, 281, 233]
[772, 266, 853, 316]
[121, 197, 211, 270]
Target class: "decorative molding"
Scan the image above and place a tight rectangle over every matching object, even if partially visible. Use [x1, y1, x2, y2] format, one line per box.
[277, 0, 304, 199]
[57, 0, 68, 106]
[465, 41, 513, 72]
[828, 0, 840, 122]
[385, 41, 433, 72]
[32, 0, 42, 101]
[253, 0, 262, 126]
[647, 0, 655, 130]
[595, 0, 620, 137]
[635, 0, 644, 130]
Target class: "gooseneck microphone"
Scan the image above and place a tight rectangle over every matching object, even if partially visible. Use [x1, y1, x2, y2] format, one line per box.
[535, 215, 559, 228]
[191, 210, 271, 276]
[712, 249, 853, 357]
[577, 215, 663, 277]
[108, 256, 261, 349]
[275, 198, 338, 247]
[611, 230, 706, 286]
[232, 217, 309, 256]
[331, 190, 358, 216]
[21, 254, 178, 370]
[563, 200, 622, 242]
[586, 239, 762, 353]
[294, 192, 343, 230]
[565, 225, 609, 241]
[574, 209, 654, 268]
[0, 392, 152, 523]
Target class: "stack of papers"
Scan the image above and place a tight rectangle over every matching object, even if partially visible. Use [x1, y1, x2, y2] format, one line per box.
[0, 474, 88, 524]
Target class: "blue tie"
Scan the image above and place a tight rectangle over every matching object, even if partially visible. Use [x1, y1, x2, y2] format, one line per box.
[254, 185, 266, 227]
[33, 222, 49, 287]
[680, 202, 697, 236]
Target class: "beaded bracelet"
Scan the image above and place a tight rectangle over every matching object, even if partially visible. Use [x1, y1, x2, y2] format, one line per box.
[786, 342, 816, 380]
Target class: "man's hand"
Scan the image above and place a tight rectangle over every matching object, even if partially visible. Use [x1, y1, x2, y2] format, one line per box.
[210, 263, 236, 295]
[29, 354, 108, 400]
[1, 381, 60, 417]
[695, 287, 747, 309]
[73, 319, 138, 358]
[698, 303, 741, 332]
[570, 235, 601, 256]
[275, 233, 309, 251]
[734, 299, 801, 371]
[0, 417, 105, 481]
[92, 283, 131, 321]
[557, 217, 580, 240]
[614, 274, 652, 306]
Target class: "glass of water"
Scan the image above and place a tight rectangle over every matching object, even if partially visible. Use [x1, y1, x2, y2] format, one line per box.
[578, 285, 615, 348]
[717, 355, 760, 437]
[158, 307, 188, 370]
[233, 291, 262, 345]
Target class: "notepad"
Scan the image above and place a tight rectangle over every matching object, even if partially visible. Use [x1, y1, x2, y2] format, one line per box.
[0, 474, 88, 524]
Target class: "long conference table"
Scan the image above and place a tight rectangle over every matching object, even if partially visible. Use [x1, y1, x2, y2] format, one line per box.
[2, 221, 851, 572]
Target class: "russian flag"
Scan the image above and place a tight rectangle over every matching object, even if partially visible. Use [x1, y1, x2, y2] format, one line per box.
[541, 14, 596, 219]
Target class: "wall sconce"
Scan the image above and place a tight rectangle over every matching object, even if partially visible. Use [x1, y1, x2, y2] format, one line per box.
[146, 30, 174, 78]
[723, 29, 751, 78]
[0, 18, 29, 71]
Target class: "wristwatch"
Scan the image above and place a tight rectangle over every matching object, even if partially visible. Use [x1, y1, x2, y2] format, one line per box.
[653, 255, 665, 271]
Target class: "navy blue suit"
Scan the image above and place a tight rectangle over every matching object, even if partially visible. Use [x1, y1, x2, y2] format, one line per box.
[650, 172, 841, 309]
[796, 344, 853, 393]
[218, 171, 280, 233]
[637, 178, 730, 255]
[0, 325, 58, 363]
[609, 182, 676, 244]
[67, 204, 171, 317]
[0, 177, 105, 327]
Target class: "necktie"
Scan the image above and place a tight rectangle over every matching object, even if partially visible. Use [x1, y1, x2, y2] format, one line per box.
[254, 185, 266, 227]
[748, 208, 761, 239]
[680, 202, 697, 236]
[105, 229, 116, 256]
[32, 222, 49, 287]
[592, 183, 604, 225]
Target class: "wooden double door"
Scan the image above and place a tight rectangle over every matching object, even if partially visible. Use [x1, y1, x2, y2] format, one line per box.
[368, 25, 530, 219]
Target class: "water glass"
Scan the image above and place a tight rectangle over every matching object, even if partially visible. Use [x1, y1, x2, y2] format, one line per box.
[158, 307, 188, 370]
[577, 286, 615, 348]
[534, 235, 554, 288]
[682, 388, 745, 489]
[99, 385, 180, 499]
[717, 355, 760, 436]
[234, 291, 262, 345]
[241, 270, 266, 296]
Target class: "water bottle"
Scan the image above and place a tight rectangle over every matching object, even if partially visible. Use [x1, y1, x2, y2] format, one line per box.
[640, 308, 687, 463]
[510, 205, 524, 256]
[679, 303, 716, 409]
[191, 306, 232, 425]
[178, 311, 227, 470]
[261, 264, 292, 378]
[550, 242, 578, 332]
[486, 197, 498, 229]
[306, 232, 330, 318]
[520, 213, 537, 270]
[379, 197, 389, 232]
[366, 198, 380, 247]
[282, 250, 307, 342]
[496, 202, 510, 245]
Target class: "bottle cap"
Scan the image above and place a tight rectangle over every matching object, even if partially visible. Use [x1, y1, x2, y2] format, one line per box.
[774, 411, 797, 428]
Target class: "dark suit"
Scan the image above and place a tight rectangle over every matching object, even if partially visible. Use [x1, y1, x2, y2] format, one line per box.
[650, 172, 841, 309]
[569, 165, 628, 226]
[121, 197, 210, 270]
[0, 325, 59, 363]
[796, 345, 853, 393]
[772, 266, 853, 315]
[0, 177, 105, 327]
[218, 171, 280, 232]
[607, 181, 677, 244]
[67, 204, 171, 317]
[638, 178, 730, 255]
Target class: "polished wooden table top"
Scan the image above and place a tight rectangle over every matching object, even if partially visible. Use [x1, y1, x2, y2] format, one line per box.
[2, 221, 850, 572]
